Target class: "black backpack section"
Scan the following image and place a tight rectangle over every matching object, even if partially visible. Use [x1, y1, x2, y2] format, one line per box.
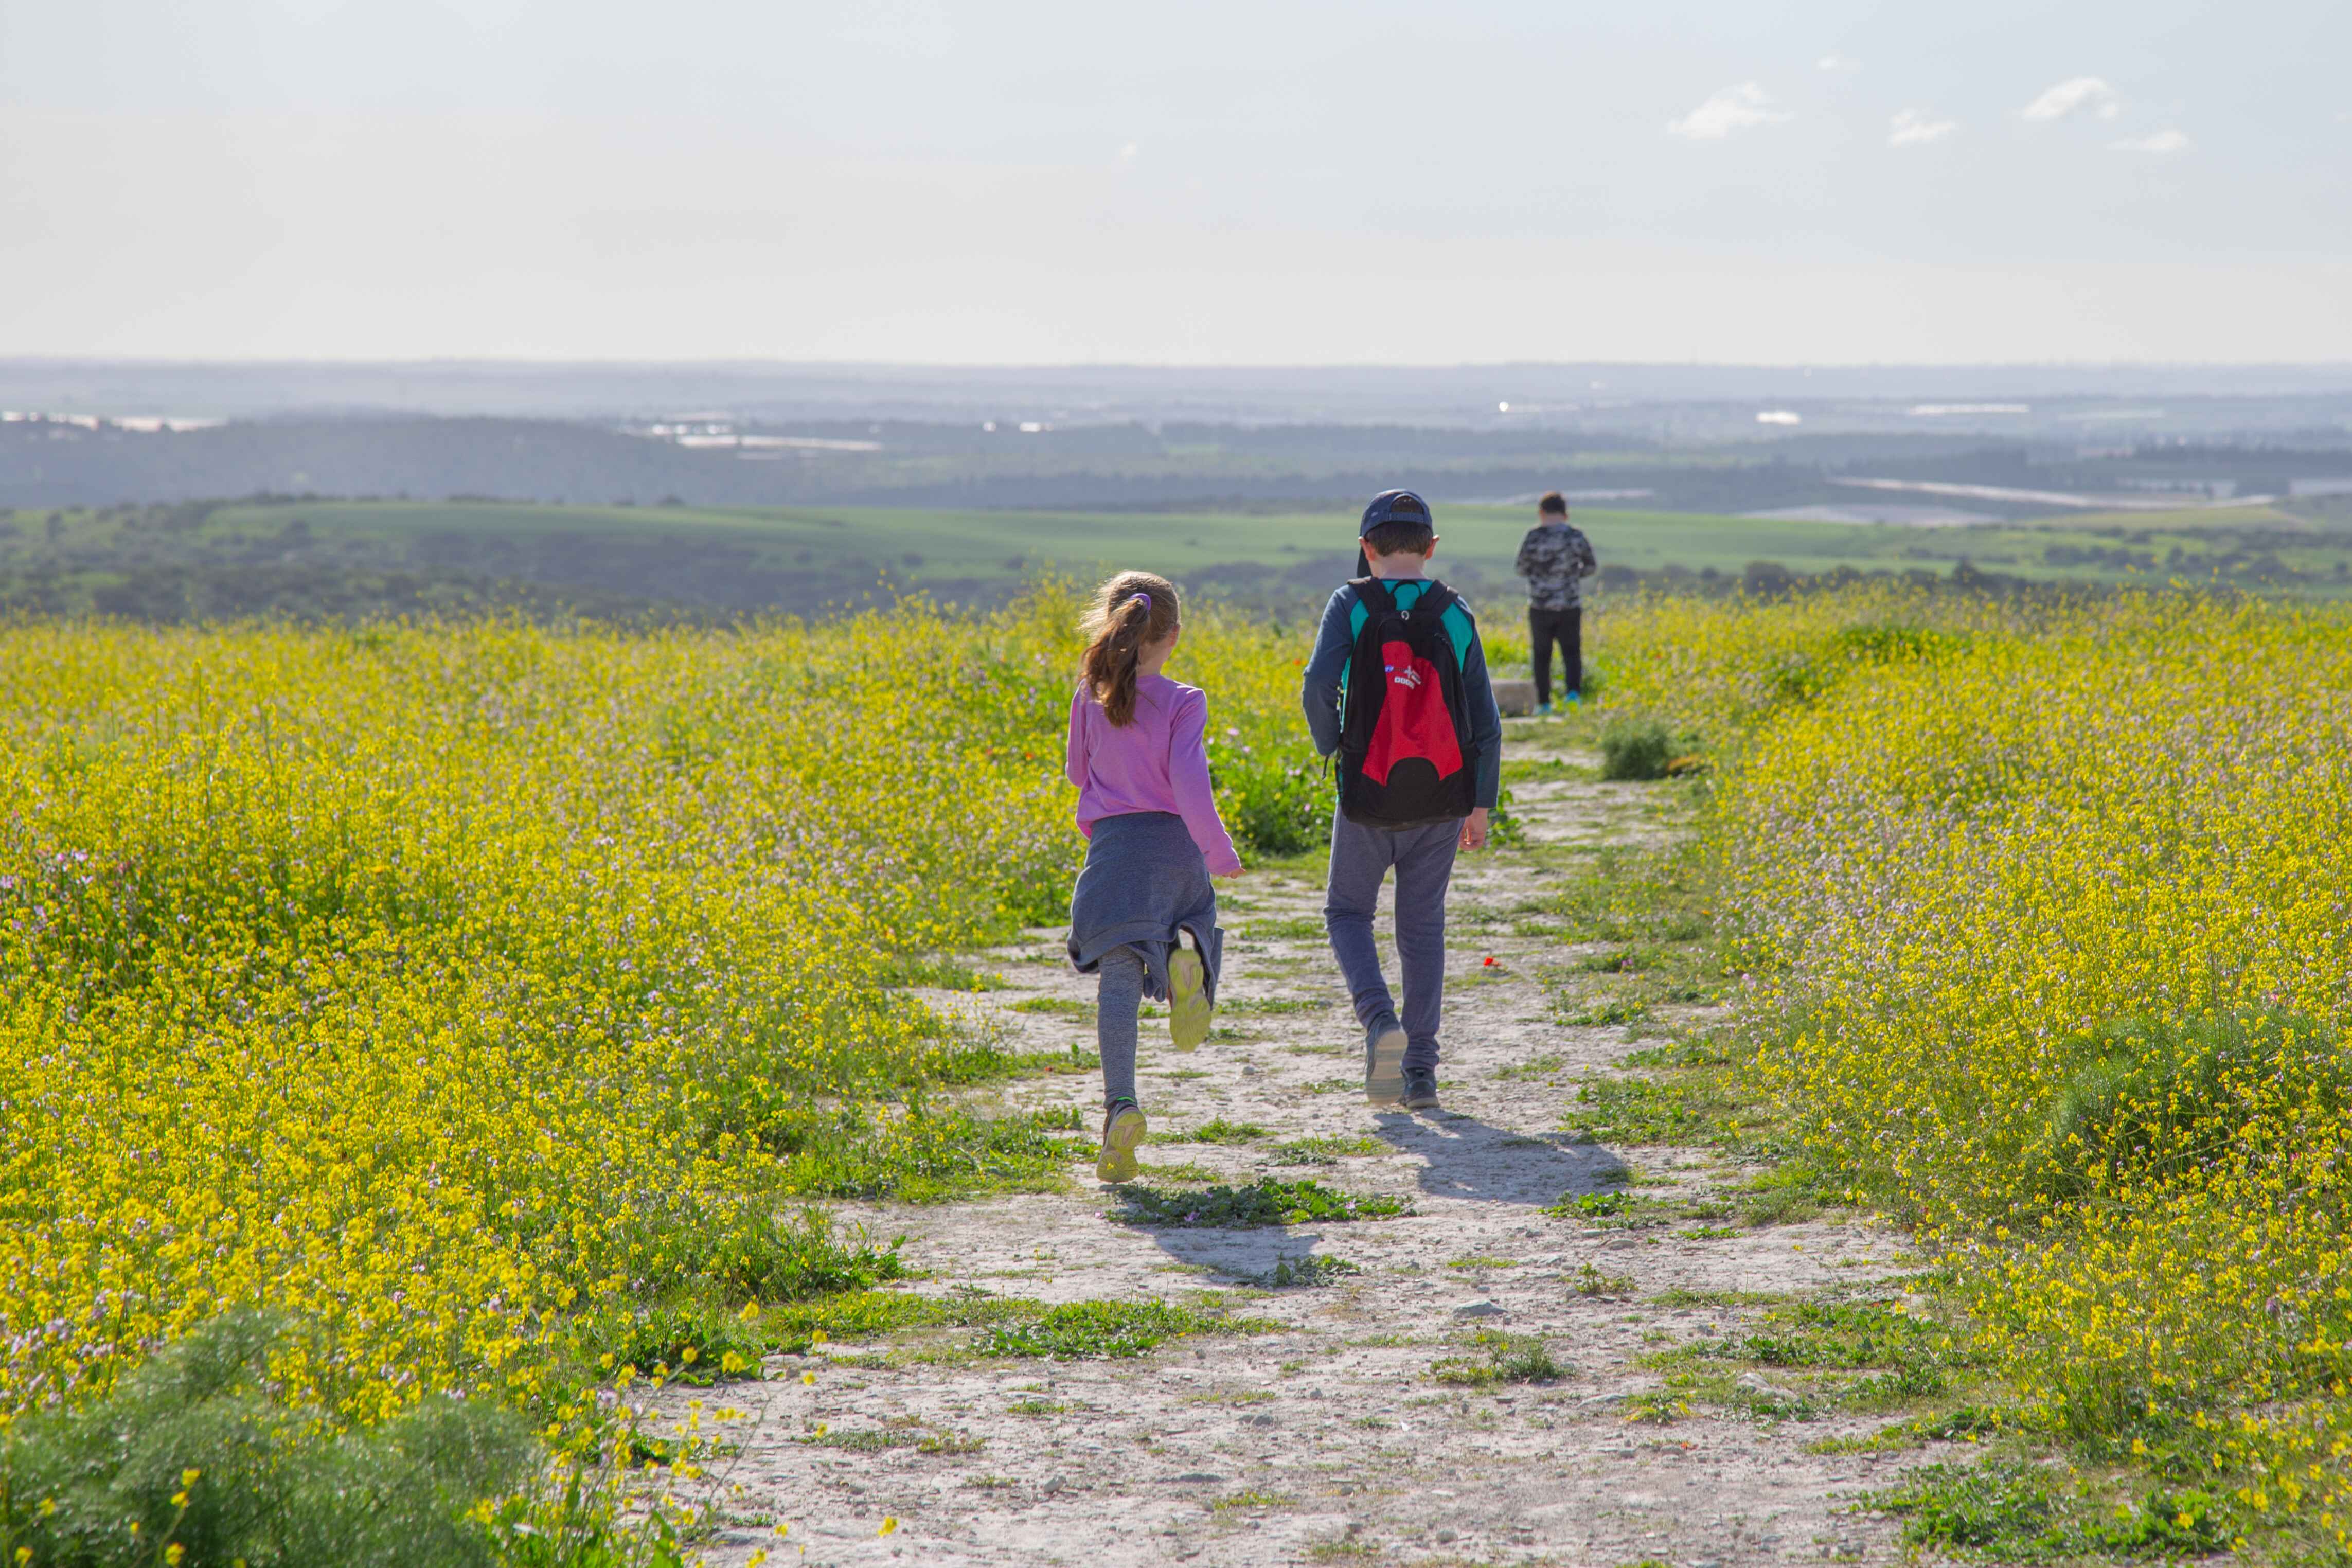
[1336, 577, 1477, 829]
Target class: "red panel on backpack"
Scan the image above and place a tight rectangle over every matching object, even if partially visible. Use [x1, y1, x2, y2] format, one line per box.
[1361, 639, 1465, 785]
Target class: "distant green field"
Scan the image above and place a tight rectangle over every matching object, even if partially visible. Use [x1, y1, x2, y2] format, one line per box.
[200, 496, 2350, 594]
[8, 496, 2351, 621]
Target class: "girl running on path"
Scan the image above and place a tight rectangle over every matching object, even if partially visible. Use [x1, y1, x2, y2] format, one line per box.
[1063, 571, 1243, 1182]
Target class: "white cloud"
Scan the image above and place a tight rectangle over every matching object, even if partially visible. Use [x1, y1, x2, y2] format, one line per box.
[1668, 82, 1793, 141]
[1817, 52, 1862, 74]
[2109, 128, 2190, 153]
[2021, 76, 2122, 121]
[1887, 109, 1957, 147]
[1118, 141, 1139, 162]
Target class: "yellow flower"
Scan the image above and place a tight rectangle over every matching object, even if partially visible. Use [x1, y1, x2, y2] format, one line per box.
[879, 1517, 899, 1536]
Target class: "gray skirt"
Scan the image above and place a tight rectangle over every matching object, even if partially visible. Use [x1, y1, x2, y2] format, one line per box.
[1067, 811, 1224, 1007]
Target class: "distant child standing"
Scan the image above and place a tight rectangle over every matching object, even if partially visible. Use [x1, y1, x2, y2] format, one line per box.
[1302, 490, 1502, 1111]
[1065, 571, 1243, 1182]
[1514, 491, 1598, 714]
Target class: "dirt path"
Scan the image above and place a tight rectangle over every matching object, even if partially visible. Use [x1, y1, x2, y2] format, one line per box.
[673, 719, 1913, 1567]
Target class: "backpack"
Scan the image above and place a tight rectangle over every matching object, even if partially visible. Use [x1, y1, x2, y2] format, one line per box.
[1336, 577, 1476, 828]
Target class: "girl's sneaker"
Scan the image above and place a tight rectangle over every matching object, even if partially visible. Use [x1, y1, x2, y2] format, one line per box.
[1364, 1015, 1408, 1105]
[1168, 943, 1212, 1052]
[1097, 1098, 1147, 1184]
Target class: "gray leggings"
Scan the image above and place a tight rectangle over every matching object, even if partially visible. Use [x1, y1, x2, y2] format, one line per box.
[1096, 945, 1145, 1109]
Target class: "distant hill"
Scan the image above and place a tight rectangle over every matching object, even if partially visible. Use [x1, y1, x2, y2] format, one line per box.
[8, 409, 2352, 519]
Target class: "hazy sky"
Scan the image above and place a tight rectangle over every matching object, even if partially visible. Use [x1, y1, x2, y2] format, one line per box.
[4, 0, 2347, 364]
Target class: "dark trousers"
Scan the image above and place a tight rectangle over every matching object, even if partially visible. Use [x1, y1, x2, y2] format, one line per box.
[1529, 605, 1582, 705]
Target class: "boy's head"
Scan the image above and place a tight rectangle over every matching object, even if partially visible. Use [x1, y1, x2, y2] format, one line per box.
[1359, 489, 1438, 568]
[1538, 491, 1568, 520]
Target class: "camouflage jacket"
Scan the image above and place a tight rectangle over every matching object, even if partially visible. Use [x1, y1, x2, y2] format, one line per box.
[1514, 523, 1598, 610]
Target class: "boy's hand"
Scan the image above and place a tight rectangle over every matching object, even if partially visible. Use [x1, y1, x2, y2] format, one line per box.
[1460, 808, 1490, 851]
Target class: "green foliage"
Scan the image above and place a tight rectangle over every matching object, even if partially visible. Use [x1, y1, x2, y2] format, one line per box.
[1008, 995, 1093, 1015]
[0, 1312, 537, 1568]
[972, 1300, 1252, 1360]
[764, 1102, 1088, 1204]
[1573, 1263, 1637, 1296]
[2027, 1010, 2351, 1200]
[582, 1302, 767, 1387]
[1173, 1117, 1269, 1144]
[1493, 1051, 1567, 1081]
[1873, 1460, 2228, 1561]
[1254, 1254, 1363, 1289]
[1599, 719, 1676, 781]
[801, 1428, 920, 1452]
[1237, 916, 1327, 941]
[1431, 1332, 1566, 1387]
[1266, 1134, 1381, 1165]
[1560, 1076, 1722, 1144]
[1548, 1189, 1630, 1219]
[1108, 1179, 1410, 1227]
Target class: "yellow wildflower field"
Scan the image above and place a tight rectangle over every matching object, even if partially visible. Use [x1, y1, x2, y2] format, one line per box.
[7, 577, 2351, 1554]
[1622, 588, 2352, 1552]
[0, 591, 1317, 1428]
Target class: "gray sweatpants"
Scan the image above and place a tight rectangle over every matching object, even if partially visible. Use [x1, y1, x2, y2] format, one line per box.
[1096, 945, 1146, 1109]
[1322, 811, 1460, 1075]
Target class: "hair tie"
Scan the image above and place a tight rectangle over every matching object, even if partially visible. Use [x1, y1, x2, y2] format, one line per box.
[1133, 592, 1152, 612]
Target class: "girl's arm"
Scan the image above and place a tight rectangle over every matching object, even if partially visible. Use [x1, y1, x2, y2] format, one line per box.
[1169, 689, 1245, 876]
[1065, 685, 1091, 792]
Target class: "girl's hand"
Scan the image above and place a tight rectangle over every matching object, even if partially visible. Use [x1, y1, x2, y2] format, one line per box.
[1459, 808, 1490, 851]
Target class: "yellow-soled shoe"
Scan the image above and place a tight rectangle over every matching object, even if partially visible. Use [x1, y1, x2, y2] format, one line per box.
[1168, 945, 1211, 1053]
[1096, 1100, 1147, 1184]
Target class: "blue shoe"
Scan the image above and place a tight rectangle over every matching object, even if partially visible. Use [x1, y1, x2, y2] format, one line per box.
[1562, 691, 1581, 706]
[1534, 701, 1553, 718]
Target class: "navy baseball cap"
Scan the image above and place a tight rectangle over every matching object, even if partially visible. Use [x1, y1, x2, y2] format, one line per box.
[1359, 489, 1433, 537]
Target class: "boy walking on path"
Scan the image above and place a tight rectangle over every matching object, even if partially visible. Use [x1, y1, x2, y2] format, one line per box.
[1514, 491, 1598, 714]
[1301, 489, 1502, 1111]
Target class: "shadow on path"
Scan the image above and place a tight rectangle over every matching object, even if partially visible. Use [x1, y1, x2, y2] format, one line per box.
[1369, 1108, 1627, 1204]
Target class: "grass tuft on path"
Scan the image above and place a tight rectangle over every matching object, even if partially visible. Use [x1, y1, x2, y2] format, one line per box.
[1108, 1179, 1411, 1228]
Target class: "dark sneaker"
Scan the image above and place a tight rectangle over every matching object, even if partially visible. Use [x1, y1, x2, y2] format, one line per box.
[1097, 1098, 1147, 1183]
[1364, 1017, 1407, 1106]
[1403, 1071, 1440, 1110]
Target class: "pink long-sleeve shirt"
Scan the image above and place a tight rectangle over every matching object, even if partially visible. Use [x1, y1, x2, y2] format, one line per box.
[1065, 675, 1244, 876]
